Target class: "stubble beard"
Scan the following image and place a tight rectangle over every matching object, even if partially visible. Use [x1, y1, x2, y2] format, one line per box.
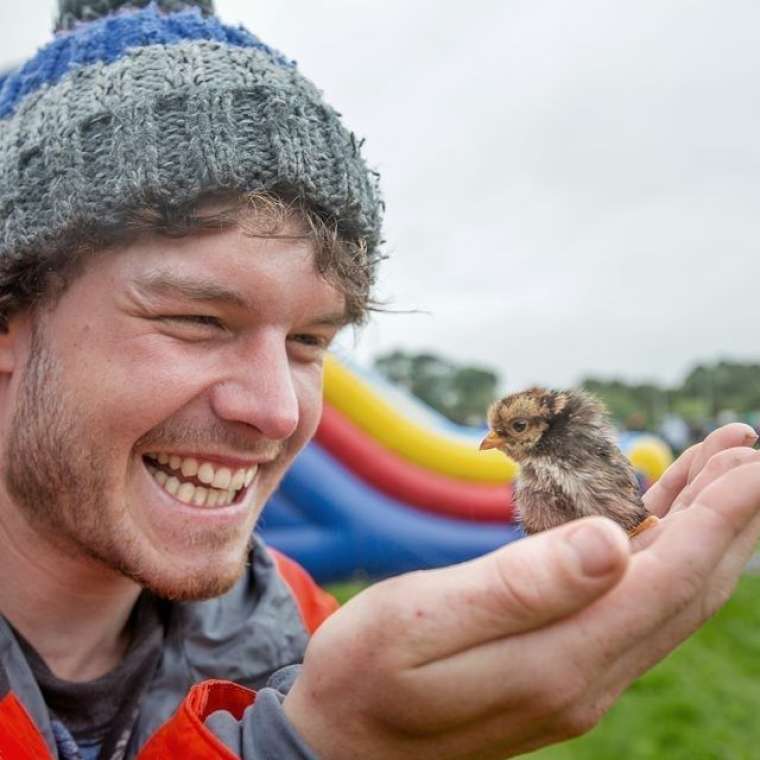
[3, 322, 253, 601]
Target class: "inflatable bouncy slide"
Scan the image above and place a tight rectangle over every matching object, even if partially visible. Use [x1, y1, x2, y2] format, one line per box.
[257, 354, 673, 584]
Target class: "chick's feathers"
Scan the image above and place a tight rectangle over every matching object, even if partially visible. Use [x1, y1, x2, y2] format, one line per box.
[485, 388, 650, 535]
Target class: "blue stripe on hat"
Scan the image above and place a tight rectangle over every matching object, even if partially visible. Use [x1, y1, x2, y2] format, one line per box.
[0, 3, 295, 120]
[0, 69, 12, 93]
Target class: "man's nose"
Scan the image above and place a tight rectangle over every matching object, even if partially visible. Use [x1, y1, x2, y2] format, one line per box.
[210, 334, 299, 441]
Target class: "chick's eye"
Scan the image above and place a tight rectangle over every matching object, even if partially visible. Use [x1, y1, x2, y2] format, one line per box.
[511, 419, 528, 433]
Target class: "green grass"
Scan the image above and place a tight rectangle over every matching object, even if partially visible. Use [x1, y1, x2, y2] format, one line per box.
[527, 573, 760, 760]
[324, 580, 370, 606]
[325, 574, 760, 759]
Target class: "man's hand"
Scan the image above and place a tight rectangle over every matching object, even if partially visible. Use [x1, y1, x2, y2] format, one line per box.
[283, 424, 760, 760]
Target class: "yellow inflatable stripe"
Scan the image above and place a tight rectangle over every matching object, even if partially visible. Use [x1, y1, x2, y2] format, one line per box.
[323, 355, 518, 483]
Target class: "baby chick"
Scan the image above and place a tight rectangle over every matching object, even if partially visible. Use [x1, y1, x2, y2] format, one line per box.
[480, 388, 658, 538]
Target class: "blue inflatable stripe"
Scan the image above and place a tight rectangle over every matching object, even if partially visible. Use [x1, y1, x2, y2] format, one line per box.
[0, 4, 295, 120]
[258, 441, 522, 583]
[256, 490, 305, 530]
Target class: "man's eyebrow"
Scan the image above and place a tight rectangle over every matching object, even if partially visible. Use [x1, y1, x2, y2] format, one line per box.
[305, 312, 352, 329]
[132, 270, 351, 326]
[133, 271, 249, 309]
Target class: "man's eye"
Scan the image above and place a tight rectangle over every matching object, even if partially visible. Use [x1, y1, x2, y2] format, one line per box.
[164, 315, 223, 329]
[288, 334, 332, 356]
[290, 334, 328, 348]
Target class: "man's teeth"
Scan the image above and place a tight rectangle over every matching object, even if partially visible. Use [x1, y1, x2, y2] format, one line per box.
[145, 453, 258, 507]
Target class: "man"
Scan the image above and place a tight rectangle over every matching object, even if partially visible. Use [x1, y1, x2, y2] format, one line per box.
[1, 1, 759, 758]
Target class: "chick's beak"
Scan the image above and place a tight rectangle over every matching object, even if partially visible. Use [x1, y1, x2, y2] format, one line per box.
[479, 431, 505, 451]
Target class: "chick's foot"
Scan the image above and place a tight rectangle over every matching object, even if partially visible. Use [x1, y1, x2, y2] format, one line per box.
[627, 514, 659, 539]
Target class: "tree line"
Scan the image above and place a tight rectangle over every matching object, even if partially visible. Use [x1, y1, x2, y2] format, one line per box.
[373, 350, 760, 433]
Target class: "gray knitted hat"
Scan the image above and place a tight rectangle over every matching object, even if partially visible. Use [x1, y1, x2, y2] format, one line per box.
[0, 0, 382, 287]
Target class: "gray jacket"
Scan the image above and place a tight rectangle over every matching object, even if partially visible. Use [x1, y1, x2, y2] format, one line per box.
[0, 536, 320, 758]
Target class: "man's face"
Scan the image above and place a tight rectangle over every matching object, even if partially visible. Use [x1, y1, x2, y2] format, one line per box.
[2, 221, 347, 600]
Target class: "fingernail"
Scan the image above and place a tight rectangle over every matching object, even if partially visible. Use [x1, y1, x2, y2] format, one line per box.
[742, 425, 759, 445]
[566, 524, 621, 577]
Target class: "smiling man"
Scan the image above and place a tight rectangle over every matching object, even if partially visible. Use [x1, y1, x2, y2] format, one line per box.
[3, 2, 760, 760]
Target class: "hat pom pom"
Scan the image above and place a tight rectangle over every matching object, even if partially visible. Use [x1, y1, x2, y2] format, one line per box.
[56, 0, 215, 31]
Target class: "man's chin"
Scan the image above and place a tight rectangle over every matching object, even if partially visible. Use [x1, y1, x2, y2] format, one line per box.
[113, 545, 251, 602]
[137, 562, 247, 601]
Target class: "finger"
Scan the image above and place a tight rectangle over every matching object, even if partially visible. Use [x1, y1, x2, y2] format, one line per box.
[643, 424, 758, 518]
[639, 445, 760, 550]
[686, 423, 757, 484]
[386, 517, 630, 668]
[669, 447, 760, 514]
[642, 442, 700, 517]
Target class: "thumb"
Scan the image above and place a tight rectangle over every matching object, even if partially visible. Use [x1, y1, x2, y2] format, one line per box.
[395, 516, 631, 666]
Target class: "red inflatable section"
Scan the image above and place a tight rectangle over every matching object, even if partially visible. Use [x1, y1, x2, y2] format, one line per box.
[315, 404, 515, 523]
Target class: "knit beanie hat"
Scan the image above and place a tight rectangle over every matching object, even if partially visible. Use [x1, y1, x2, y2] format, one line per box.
[0, 0, 382, 288]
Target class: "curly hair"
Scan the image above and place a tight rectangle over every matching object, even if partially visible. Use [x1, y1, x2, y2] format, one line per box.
[0, 190, 382, 328]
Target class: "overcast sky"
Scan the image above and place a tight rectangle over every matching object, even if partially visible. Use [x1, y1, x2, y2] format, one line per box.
[3, 0, 759, 391]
